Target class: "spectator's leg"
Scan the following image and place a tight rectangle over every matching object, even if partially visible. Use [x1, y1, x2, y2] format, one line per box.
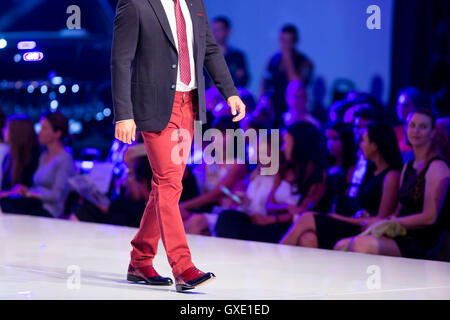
[298, 231, 318, 248]
[350, 235, 402, 257]
[279, 212, 317, 245]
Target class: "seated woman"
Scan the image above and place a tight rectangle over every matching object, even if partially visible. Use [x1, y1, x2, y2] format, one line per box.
[2, 111, 75, 218]
[215, 121, 327, 243]
[335, 108, 450, 259]
[0, 114, 40, 211]
[181, 115, 249, 234]
[279, 122, 403, 249]
[316, 122, 357, 213]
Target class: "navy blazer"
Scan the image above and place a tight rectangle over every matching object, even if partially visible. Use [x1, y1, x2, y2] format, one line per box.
[111, 0, 240, 132]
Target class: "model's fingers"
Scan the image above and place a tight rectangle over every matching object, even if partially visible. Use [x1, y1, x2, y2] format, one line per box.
[233, 103, 246, 122]
[230, 103, 237, 116]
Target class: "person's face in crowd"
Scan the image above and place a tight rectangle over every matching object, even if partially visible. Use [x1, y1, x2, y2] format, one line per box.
[406, 112, 435, 149]
[38, 117, 61, 145]
[286, 83, 308, 111]
[279, 31, 297, 52]
[212, 21, 230, 45]
[326, 128, 342, 158]
[396, 93, 415, 123]
[281, 131, 294, 162]
[353, 116, 370, 145]
[359, 130, 377, 161]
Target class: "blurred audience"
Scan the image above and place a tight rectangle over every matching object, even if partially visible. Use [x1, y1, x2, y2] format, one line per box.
[0, 114, 40, 204]
[261, 24, 314, 128]
[335, 109, 449, 259]
[394, 87, 431, 162]
[316, 122, 357, 213]
[215, 121, 326, 243]
[280, 122, 403, 249]
[205, 16, 250, 89]
[182, 115, 249, 234]
[282, 80, 321, 128]
[1, 112, 75, 218]
[0, 108, 9, 188]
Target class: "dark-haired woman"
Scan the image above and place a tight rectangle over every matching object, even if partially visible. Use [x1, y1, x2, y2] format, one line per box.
[3, 111, 76, 218]
[0, 115, 40, 206]
[280, 122, 403, 249]
[316, 122, 357, 213]
[335, 109, 449, 258]
[215, 121, 327, 243]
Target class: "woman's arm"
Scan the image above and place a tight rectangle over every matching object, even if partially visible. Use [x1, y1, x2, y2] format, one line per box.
[392, 160, 449, 229]
[180, 163, 247, 211]
[376, 170, 401, 219]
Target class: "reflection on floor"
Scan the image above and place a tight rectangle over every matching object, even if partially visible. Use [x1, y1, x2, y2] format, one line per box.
[0, 213, 449, 299]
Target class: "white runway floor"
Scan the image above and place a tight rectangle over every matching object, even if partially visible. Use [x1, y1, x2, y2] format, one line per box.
[0, 213, 449, 300]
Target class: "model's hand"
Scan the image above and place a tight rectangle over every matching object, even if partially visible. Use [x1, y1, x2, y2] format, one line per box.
[227, 95, 246, 122]
[115, 119, 136, 144]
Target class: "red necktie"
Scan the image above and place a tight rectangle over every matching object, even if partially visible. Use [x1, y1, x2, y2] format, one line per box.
[173, 0, 191, 86]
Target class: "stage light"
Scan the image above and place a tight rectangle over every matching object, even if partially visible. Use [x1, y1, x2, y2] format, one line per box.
[69, 120, 82, 134]
[0, 39, 7, 49]
[34, 122, 42, 133]
[23, 51, 44, 62]
[40, 85, 48, 94]
[27, 85, 35, 94]
[96, 112, 104, 121]
[14, 54, 22, 63]
[50, 100, 59, 111]
[49, 92, 56, 100]
[17, 41, 36, 50]
[51, 76, 63, 85]
[72, 84, 80, 93]
[103, 107, 111, 117]
[59, 85, 66, 94]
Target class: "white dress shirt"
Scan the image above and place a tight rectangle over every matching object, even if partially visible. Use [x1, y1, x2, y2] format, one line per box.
[117, 0, 197, 123]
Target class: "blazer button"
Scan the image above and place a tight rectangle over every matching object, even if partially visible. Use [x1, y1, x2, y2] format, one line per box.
[171, 64, 177, 69]
[171, 84, 176, 89]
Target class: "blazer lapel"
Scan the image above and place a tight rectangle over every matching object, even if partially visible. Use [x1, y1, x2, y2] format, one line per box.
[146, 0, 176, 50]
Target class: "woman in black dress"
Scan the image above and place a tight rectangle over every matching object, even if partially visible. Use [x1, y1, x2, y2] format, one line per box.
[335, 108, 449, 258]
[279, 122, 403, 249]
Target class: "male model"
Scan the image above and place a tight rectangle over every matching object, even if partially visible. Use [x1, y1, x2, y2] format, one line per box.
[111, 0, 245, 292]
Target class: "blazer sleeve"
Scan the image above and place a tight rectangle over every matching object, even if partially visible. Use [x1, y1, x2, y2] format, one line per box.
[200, 0, 240, 100]
[111, 0, 140, 123]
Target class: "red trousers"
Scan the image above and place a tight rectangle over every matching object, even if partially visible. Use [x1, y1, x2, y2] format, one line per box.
[130, 89, 198, 278]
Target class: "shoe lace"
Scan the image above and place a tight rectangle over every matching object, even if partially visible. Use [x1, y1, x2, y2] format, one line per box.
[192, 267, 202, 275]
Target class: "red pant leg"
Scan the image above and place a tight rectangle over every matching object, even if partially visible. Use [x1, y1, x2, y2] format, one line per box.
[130, 90, 198, 278]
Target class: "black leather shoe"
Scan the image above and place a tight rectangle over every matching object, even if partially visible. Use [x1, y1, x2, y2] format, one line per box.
[175, 266, 216, 292]
[127, 264, 173, 286]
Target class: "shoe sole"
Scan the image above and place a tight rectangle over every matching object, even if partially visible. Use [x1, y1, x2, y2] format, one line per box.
[175, 274, 216, 292]
[127, 273, 173, 286]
